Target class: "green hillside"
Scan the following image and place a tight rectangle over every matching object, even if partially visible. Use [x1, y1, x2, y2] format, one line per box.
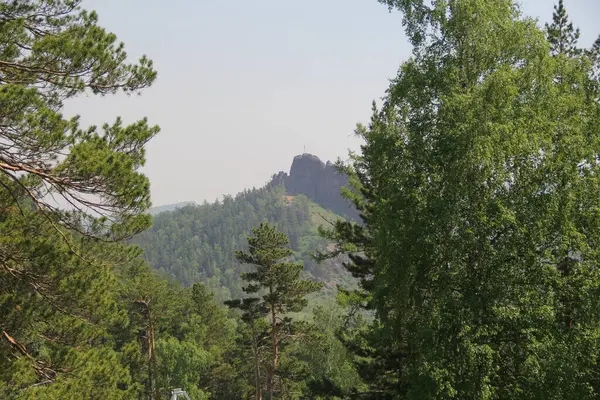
[132, 185, 353, 301]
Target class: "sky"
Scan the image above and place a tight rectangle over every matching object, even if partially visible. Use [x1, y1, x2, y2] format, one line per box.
[66, 0, 600, 207]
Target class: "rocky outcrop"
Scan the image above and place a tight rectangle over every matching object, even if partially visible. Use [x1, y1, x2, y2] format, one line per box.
[270, 153, 360, 221]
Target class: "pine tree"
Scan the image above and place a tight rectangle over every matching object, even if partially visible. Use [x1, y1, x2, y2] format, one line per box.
[227, 222, 322, 400]
[545, 0, 581, 57]
[0, 0, 159, 395]
[315, 154, 406, 397]
[0, 0, 158, 240]
[0, 214, 141, 398]
[225, 297, 270, 400]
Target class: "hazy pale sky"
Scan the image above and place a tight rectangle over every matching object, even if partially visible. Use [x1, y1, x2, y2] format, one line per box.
[67, 0, 600, 207]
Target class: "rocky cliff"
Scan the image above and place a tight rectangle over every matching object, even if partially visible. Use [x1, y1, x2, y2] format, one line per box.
[270, 153, 360, 221]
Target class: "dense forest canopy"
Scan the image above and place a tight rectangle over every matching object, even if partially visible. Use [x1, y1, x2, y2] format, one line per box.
[1, 0, 600, 399]
[132, 185, 353, 301]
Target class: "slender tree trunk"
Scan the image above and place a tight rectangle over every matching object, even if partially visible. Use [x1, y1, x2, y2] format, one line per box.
[136, 298, 157, 400]
[148, 314, 157, 400]
[251, 322, 262, 400]
[267, 286, 278, 400]
[254, 352, 262, 400]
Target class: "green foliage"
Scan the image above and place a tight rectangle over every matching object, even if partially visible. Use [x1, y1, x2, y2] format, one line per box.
[0, 1, 164, 397]
[11, 348, 136, 400]
[545, 0, 581, 57]
[0, 207, 136, 398]
[133, 186, 352, 300]
[155, 336, 211, 400]
[8, 0, 600, 399]
[109, 260, 252, 399]
[0, 191, 344, 398]
[301, 301, 367, 398]
[236, 222, 323, 314]
[326, 0, 600, 399]
[228, 222, 322, 399]
[0, 0, 159, 240]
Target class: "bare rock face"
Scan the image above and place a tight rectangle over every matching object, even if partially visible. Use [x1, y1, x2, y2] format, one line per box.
[270, 153, 360, 221]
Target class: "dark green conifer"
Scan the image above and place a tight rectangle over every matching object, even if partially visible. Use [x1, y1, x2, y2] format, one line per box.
[0, 0, 158, 396]
[545, 0, 581, 57]
[227, 222, 322, 400]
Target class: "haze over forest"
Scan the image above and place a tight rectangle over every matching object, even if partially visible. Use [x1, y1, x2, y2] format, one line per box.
[3, 0, 600, 399]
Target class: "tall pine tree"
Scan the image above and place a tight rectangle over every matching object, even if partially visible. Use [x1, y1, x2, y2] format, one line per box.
[545, 0, 581, 57]
[0, 0, 159, 396]
[227, 222, 322, 400]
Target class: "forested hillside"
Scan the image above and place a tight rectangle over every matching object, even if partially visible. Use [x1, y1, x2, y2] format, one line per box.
[133, 185, 353, 301]
[4, 0, 600, 398]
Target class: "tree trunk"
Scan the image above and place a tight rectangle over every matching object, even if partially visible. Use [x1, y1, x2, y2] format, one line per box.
[149, 314, 157, 400]
[135, 298, 157, 400]
[267, 287, 278, 400]
[251, 322, 262, 400]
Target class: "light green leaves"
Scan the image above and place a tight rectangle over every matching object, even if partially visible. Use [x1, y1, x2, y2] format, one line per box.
[339, 0, 600, 398]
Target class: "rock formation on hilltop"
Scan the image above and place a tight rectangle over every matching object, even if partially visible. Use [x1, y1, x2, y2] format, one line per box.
[270, 153, 360, 221]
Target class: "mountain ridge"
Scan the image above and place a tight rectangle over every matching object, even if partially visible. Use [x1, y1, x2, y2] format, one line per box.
[134, 154, 357, 301]
[149, 154, 359, 220]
